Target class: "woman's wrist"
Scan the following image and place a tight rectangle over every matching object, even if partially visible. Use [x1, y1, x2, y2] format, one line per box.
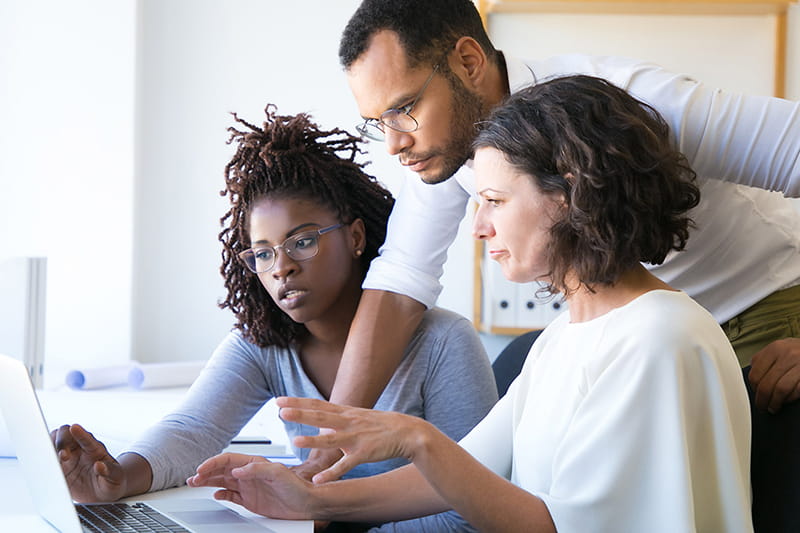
[406, 417, 440, 463]
[309, 479, 346, 520]
[117, 452, 153, 497]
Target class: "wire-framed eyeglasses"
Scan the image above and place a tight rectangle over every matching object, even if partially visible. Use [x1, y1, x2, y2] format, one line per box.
[238, 223, 344, 273]
[355, 63, 440, 142]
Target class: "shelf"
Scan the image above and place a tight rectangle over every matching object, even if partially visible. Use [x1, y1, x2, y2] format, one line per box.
[479, 0, 797, 16]
[478, 0, 795, 97]
[472, 0, 796, 334]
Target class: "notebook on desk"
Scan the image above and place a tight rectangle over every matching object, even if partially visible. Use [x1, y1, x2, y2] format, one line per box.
[0, 353, 311, 533]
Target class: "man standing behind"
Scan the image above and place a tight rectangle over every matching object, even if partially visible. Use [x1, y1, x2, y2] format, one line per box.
[300, 0, 800, 479]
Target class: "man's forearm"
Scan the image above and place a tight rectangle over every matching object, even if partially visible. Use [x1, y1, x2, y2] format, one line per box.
[329, 289, 426, 408]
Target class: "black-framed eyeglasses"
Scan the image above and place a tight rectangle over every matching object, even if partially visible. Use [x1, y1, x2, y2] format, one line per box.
[355, 63, 440, 142]
[238, 223, 344, 273]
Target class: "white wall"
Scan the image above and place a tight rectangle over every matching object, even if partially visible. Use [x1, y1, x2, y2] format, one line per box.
[0, 0, 135, 385]
[487, 8, 796, 96]
[132, 0, 397, 363]
[2, 1, 799, 376]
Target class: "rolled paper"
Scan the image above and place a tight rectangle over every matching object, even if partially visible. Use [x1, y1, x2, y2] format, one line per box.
[65, 364, 132, 390]
[128, 361, 205, 389]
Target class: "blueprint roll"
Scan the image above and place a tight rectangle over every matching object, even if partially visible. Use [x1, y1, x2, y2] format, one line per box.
[65, 365, 132, 390]
[127, 361, 205, 389]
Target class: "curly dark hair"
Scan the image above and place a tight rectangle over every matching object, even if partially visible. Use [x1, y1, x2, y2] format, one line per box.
[339, 0, 498, 70]
[218, 105, 395, 349]
[474, 75, 700, 296]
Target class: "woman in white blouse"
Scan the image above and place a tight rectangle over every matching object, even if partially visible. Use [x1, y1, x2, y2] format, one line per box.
[189, 75, 753, 533]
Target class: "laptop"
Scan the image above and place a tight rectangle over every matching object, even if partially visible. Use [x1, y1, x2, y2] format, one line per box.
[0, 353, 312, 533]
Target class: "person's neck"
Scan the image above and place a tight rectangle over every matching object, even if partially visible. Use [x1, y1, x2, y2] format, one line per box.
[485, 51, 511, 107]
[302, 325, 349, 354]
[302, 290, 360, 353]
[496, 50, 510, 97]
[565, 264, 676, 323]
[296, 287, 361, 400]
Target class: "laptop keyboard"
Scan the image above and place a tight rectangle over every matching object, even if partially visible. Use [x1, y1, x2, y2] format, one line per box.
[77, 502, 190, 532]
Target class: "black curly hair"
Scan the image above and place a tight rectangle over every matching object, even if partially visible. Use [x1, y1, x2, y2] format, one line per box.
[218, 105, 394, 349]
[473, 75, 701, 296]
[339, 0, 498, 70]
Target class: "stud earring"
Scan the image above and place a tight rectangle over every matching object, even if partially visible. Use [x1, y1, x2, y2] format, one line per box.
[355, 249, 363, 257]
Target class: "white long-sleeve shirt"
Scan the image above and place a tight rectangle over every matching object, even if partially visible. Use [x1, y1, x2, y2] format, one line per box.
[363, 53, 800, 323]
[460, 290, 753, 532]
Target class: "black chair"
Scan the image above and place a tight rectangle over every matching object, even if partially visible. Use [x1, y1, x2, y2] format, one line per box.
[491, 330, 542, 398]
[742, 365, 800, 533]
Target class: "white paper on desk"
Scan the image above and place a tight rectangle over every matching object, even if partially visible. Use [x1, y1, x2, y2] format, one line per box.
[65, 364, 132, 390]
[127, 361, 205, 389]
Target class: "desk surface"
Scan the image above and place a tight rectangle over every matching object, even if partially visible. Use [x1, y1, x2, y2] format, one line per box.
[27, 386, 290, 455]
[0, 387, 311, 531]
[0, 458, 312, 532]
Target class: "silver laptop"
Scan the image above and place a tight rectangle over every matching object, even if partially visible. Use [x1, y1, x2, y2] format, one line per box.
[0, 353, 310, 533]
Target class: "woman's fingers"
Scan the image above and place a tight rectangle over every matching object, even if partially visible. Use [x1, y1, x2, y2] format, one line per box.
[52, 425, 77, 449]
[276, 396, 343, 412]
[213, 489, 244, 506]
[293, 430, 352, 450]
[230, 461, 298, 485]
[189, 453, 269, 488]
[71, 424, 111, 457]
[279, 407, 352, 432]
[311, 455, 360, 485]
[195, 453, 262, 475]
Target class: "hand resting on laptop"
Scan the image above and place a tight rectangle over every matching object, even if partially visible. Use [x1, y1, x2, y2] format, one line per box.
[51, 423, 153, 503]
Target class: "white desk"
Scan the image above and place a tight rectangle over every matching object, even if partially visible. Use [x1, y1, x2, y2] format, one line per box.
[0, 386, 311, 532]
[32, 387, 290, 454]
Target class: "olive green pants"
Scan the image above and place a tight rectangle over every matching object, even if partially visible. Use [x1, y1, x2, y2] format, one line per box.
[721, 284, 800, 367]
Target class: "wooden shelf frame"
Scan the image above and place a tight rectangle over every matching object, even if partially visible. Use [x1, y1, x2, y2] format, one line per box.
[477, 0, 797, 98]
[479, 0, 796, 15]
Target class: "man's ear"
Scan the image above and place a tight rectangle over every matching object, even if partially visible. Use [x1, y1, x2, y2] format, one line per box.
[449, 36, 489, 90]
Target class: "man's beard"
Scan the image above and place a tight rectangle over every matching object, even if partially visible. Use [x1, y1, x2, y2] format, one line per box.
[419, 71, 487, 185]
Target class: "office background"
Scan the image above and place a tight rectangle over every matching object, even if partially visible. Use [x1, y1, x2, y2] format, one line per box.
[1, 0, 799, 386]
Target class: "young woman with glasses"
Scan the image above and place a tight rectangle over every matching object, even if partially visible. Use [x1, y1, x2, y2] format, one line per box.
[189, 77, 753, 533]
[52, 106, 497, 532]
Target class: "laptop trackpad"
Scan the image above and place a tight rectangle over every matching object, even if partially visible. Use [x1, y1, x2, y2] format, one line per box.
[148, 499, 276, 532]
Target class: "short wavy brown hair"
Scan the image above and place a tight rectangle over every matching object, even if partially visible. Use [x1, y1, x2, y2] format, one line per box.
[474, 75, 700, 296]
[218, 106, 394, 349]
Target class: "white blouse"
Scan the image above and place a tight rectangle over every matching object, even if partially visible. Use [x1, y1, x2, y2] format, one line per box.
[460, 290, 753, 533]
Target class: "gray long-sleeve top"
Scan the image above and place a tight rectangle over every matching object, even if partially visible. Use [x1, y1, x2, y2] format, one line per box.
[128, 307, 498, 492]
